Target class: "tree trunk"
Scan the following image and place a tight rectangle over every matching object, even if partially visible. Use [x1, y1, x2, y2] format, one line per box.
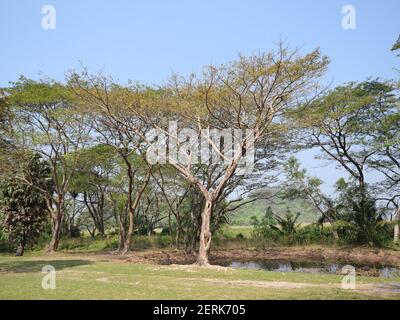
[47, 213, 63, 253]
[98, 228, 106, 239]
[121, 166, 151, 254]
[117, 214, 127, 252]
[394, 207, 400, 243]
[197, 197, 213, 266]
[122, 204, 134, 254]
[118, 231, 126, 252]
[332, 229, 340, 241]
[122, 232, 132, 254]
[16, 237, 26, 256]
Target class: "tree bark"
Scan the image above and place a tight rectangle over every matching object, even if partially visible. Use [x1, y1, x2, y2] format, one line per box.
[394, 206, 400, 243]
[16, 237, 26, 256]
[197, 197, 213, 266]
[47, 210, 63, 253]
[116, 210, 127, 252]
[332, 229, 340, 241]
[122, 167, 151, 254]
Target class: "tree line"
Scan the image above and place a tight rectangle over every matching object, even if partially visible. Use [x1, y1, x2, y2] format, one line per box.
[0, 42, 399, 264]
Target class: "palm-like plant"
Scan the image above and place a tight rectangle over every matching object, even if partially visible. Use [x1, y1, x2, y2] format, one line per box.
[346, 198, 387, 246]
[269, 208, 302, 245]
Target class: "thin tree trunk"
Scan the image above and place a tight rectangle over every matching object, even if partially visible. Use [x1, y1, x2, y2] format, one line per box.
[122, 210, 134, 254]
[197, 197, 213, 266]
[122, 168, 151, 254]
[332, 229, 340, 241]
[394, 207, 400, 243]
[16, 237, 26, 256]
[117, 212, 127, 252]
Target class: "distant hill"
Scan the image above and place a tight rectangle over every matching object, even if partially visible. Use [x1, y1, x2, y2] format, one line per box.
[228, 197, 321, 225]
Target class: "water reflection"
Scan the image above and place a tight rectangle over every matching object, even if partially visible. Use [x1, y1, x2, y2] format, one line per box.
[225, 260, 400, 278]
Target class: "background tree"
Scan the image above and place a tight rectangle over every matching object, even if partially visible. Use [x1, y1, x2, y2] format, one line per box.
[290, 81, 389, 195]
[0, 154, 52, 256]
[67, 73, 153, 253]
[283, 157, 341, 240]
[289, 80, 399, 242]
[69, 144, 118, 238]
[363, 82, 400, 242]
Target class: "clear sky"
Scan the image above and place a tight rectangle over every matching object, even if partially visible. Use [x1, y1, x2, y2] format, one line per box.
[1, 0, 399, 193]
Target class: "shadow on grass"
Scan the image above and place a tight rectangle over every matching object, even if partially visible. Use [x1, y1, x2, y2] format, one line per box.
[0, 259, 92, 273]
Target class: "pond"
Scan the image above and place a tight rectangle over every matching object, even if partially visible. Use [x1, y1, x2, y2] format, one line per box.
[215, 260, 400, 278]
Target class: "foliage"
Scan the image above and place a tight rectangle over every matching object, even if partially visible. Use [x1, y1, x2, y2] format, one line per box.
[340, 197, 389, 246]
[252, 207, 304, 245]
[230, 196, 320, 225]
[0, 154, 52, 255]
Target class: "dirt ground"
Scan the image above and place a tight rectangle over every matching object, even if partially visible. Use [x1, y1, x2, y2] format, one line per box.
[86, 245, 400, 267]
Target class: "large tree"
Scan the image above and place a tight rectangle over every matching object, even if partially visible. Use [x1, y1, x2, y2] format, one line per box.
[6, 78, 92, 253]
[67, 74, 152, 253]
[138, 45, 328, 265]
[291, 80, 400, 241]
[289, 81, 386, 194]
[364, 83, 400, 241]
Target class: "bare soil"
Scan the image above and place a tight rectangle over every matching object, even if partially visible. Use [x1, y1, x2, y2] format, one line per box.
[86, 245, 400, 267]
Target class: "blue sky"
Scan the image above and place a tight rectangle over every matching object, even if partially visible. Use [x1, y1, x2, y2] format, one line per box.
[1, 0, 399, 193]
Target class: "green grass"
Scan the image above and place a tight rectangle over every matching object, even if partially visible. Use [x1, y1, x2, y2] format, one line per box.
[229, 198, 320, 225]
[218, 225, 254, 239]
[0, 253, 399, 300]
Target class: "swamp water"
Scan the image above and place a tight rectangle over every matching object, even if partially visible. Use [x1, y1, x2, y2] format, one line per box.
[215, 260, 400, 278]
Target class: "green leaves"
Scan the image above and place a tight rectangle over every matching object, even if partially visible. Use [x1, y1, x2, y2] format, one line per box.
[0, 154, 52, 254]
[7, 76, 72, 107]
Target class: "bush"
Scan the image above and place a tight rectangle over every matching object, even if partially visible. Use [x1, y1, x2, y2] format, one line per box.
[236, 233, 244, 240]
[294, 224, 335, 245]
[70, 227, 82, 238]
[0, 229, 12, 252]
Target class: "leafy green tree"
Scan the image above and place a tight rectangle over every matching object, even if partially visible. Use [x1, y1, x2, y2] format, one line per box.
[69, 144, 118, 238]
[0, 90, 16, 180]
[364, 88, 400, 242]
[290, 81, 392, 194]
[0, 154, 52, 256]
[290, 80, 399, 242]
[283, 157, 342, 239]
[6, 77, 92, 253]
[252, 206, 279, 242]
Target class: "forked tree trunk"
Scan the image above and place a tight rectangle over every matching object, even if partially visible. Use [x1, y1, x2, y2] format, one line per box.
[47, 214, 62, 253]
[197, 197, 213, 266]
[45, 196, 65, 254]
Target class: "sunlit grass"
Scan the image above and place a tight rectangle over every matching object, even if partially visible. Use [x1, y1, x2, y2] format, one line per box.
[0, 254, 399, 300]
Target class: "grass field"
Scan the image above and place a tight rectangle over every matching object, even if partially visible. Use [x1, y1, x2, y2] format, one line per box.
[0, 253, 399, 300]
